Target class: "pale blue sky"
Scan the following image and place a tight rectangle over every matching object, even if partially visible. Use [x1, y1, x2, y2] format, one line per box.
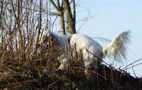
[75, 0, 142, 77]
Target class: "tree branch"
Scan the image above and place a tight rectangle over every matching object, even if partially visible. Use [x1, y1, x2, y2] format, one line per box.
[73, 0, 76, 21]
[36, 0, 42, 49]
[57, 0, 60, 8]
[49, 0, 59, 11]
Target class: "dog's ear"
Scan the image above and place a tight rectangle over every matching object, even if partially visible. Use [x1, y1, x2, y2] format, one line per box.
[50, 34, 60, 46]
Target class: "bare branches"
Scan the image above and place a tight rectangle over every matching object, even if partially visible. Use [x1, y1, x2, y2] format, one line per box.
[123, 58, 142, 70]
[10, 0, 17, 21]
[49, 0, 76, 34]
[0, 0, 59, 16]
[49, 0, 66, 35]
[36, 0, 42, 49]
[49, 0, 59, 11]
[57, 0, 60, 8]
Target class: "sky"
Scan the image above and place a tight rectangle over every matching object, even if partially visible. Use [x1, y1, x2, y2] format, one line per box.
[75, 0, 142, 77]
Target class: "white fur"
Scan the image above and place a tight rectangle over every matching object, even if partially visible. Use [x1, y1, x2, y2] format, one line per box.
[103, 31, 130, 61]
[39, 30, 70, 47]
[39, 31, 130, 70]
[69, 34, 103, 68]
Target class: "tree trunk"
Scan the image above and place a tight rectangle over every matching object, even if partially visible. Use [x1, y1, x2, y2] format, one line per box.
[49, 0, 66, 35]
[59, 11, 66, 35]
[63, 0, 76, 34]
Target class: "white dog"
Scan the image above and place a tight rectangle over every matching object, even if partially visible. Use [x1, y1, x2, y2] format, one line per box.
[38, 30, 130, 70]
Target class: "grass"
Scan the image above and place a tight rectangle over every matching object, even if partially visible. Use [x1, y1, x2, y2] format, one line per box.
[0, 42, 142, 90]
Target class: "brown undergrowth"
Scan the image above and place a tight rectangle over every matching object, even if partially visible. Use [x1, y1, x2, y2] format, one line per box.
[0, 44, 142, 90]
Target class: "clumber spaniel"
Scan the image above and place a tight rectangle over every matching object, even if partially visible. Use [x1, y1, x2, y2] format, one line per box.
[38, 30, 130, 70]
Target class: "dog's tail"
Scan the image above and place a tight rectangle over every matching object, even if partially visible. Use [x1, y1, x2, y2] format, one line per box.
[102, 31, 130, 61]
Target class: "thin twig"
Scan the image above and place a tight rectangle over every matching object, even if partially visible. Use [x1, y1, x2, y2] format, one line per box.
[86, 49, 110, 67]
[132, 66, 137, 77]
[123, 58, 142, 70]
[126, 63, 142, 70]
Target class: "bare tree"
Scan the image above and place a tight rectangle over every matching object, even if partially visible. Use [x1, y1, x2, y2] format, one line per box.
[49, 0, 66, 35]
[49, 0, 76, 35]
[63, 0, 76, 34]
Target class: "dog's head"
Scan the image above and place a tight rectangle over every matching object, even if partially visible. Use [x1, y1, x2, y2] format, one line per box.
[38, 31, 60, 49]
